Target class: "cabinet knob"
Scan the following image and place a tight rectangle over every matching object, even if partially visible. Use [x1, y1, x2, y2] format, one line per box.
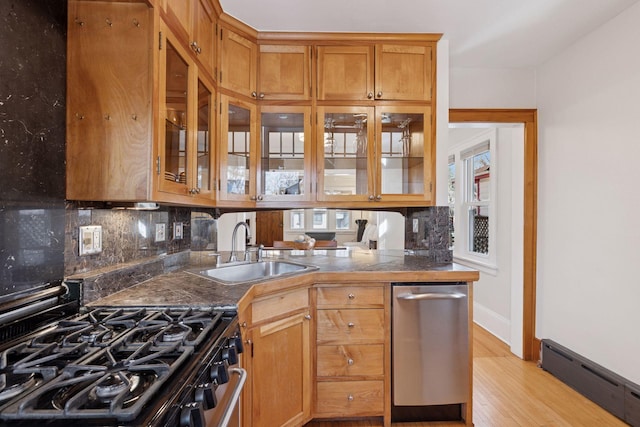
[240, 321, 247, 328]
[347, 322, 355, 328]
[257, 195, 263, 201]
[348, 293, 355, 300]
[376, 91, 383, 98]
[250, 195, 257, 201]
[259, 93, 265, 99]
[375, 194, 382, 201]
[347, 394, 354, 402]
[190, 41, 202, 54]
[304, 314, 312, 320]
[251, 91, 257, 98]
[368, 195, 375, 201]
[347, 358, 354, 366]
[367, 92, 373, 99]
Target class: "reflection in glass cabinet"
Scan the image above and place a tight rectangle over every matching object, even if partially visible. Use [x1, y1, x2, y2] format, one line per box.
[260, 112, 305, 196]
[226, 103, 251, 195]
[379, 110, 425, 195]
[164, 41, 188, 185]
[196, 79, 211, 193]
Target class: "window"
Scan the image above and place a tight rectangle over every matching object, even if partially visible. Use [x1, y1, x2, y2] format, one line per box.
[447, 154, 455, 248]
[335, 210, 350, 230]
[449, 129, 496, 270]
[312, 209, 328, 229]
[290, 210, 305, 230]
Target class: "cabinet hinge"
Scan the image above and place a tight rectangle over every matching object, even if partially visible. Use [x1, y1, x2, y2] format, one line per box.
[220, 28, 223, 41]
[158, 31, 162, 50]
[156, 156, 161, 175]
[219, 71, 222, 83]
[430, 182, 433, 193]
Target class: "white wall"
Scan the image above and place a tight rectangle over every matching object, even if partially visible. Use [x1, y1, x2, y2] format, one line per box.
[449, 67, 537, 109]
[536, 2, 640, 384]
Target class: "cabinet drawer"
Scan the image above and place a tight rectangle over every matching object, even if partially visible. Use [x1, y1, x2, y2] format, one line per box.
[316, 286, 384, 308]
[315, 380, 384, 416]
[316, 309, 384, 344]
[317, 344, 384, 377]
[252, 288, 308, 324]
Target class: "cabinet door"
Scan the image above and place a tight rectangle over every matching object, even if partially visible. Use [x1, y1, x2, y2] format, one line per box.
[316, 106, 375, 202]
[258, 106, 313, 202]
[258, 44, 310, 100]
[219, 95, 257, 203]
[192, 0, 216, 78]
[190, 75, 216, 201]
[375, 105, 433, 203]
[249, 312, 312, 427]
[158, 30, 194, 197]
[220, 27, 257, 97]
[317, 46, 374, 101]
[375, 44, 433, 101]
[164, 0, 192, 35]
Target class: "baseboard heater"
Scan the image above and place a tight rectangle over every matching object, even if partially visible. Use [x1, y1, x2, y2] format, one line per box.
[540, 339, 640, 426]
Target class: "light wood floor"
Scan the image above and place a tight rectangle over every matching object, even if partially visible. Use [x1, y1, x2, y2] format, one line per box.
[307, 324, 627, 427]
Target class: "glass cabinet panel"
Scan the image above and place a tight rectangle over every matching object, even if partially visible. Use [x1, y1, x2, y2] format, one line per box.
[376, 106, 432, 202]
[163, 41, 189, 186]
[317, 107, 374, 201]
[220, 95, 256, 201]
[259, 106, 311, 201]
[196, 79, 212, 194]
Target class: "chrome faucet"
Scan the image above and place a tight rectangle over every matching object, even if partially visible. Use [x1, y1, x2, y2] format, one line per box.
[229, 221, 251, 263]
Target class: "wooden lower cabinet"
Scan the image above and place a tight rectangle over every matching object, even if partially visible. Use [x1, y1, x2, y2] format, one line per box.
[314, 284, 390, 426]
[315, 380, 384, 416]
[240, 289, 312, 427]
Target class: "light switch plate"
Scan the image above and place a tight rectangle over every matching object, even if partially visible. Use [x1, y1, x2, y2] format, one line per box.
[79, 225, 102, 256]
[155, 223, 166, 242]
[174, 222, 183, 240]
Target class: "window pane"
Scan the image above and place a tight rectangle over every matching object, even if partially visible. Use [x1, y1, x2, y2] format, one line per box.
[312, 209, 328, 229]
[472, 150, 490, 202]
[468, 207, 489, 255]
[335, 211, 350, 230]
[290, 210, 304, 230]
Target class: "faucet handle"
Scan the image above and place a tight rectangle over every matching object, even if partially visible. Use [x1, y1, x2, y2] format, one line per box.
[209, 252, 222, 267]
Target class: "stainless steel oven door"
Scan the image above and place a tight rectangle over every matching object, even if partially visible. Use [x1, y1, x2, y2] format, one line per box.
[204, 363, 246, 427]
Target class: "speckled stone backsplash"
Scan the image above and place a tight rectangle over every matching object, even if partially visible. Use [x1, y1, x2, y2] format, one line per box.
[404, 206, 453, 263]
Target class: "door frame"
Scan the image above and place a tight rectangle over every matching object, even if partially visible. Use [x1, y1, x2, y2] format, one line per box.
[449, 109, 538, 361]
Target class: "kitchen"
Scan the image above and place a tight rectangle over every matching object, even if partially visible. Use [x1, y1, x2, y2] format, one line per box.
[2, 0, 640, 426]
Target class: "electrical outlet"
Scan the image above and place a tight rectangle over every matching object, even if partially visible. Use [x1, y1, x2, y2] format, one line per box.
[155, 223, 166, 242]
[79, 226, 102, 256]
[173, 222, 183, 240]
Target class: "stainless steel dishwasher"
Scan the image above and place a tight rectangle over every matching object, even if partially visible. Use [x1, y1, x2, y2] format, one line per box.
[392, 283, 469, 408]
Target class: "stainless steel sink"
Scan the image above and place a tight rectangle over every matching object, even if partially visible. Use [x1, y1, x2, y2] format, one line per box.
[192, 260, 317, 285]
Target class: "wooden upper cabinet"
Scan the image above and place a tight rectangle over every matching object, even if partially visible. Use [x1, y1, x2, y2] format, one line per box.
[317, 45, 374, 101]
[258, 44, 311, 100]
[220, 27, 257, 98]
[375, 43, 433, 101]
[163, 0, 216, 78]
[317, 43, 434, 102]
[66, 1, 154, 202]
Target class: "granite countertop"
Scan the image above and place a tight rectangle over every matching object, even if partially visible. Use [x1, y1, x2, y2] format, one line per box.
[89, 249, 479, 310]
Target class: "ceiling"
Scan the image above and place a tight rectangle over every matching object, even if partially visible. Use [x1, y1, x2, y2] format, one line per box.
[219, 0, 639, 68]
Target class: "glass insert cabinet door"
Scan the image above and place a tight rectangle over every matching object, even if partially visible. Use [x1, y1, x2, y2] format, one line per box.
[194, 77, 214, 198]
[161, 39, 190, 193]
[258, 106, 312, 201]
[316, 106, 375, 202]
[219, 95, 256, 201]
[375, 105, 433, 203]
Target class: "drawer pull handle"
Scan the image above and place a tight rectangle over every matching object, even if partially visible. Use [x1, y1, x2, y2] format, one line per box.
[347, 394, 354, 401]
[348, 293, 355, 300]
[347, 358, 354, 365]
[347, 322, 355, 328]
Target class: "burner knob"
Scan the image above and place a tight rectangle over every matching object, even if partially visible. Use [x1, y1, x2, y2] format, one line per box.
[230, 336, 244, 354]
[194, 383, 217, 409]
[210, 362, 229, 384]
[180, 402, 205, 427]
[222, 346, 238, 365]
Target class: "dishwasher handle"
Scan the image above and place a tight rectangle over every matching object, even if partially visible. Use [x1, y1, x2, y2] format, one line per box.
[396, 292, 466, 301]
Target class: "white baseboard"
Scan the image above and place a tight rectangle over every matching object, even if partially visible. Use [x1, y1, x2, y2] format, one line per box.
[473, 302, 511, 346]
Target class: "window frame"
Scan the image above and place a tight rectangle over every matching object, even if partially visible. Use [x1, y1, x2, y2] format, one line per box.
[450, 128, 498, 272]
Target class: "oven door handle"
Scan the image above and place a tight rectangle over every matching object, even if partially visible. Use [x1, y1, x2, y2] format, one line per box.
[219, 367, 247, 427]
